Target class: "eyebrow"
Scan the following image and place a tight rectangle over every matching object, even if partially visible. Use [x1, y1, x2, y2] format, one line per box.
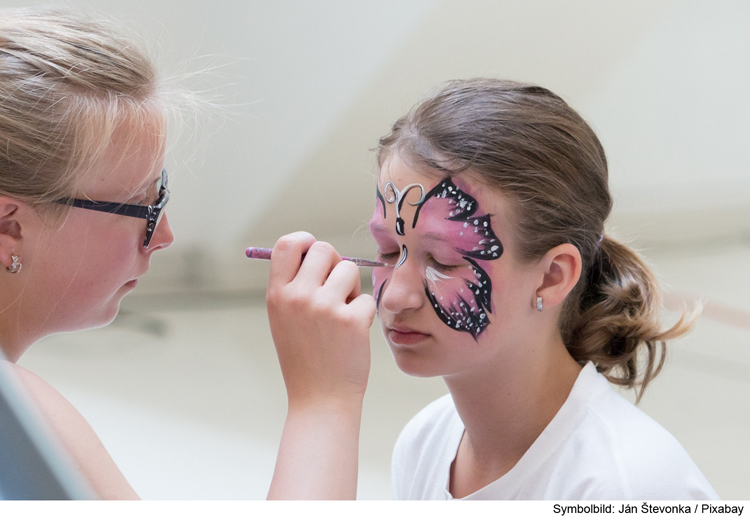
[130, 176, 161, 198]
[421, 232, 451, 243]
[139, 176, 161, 191]
[369, 223, 451, 244]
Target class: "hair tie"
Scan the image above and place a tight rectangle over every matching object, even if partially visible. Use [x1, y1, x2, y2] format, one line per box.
[595, 232, 604, 251]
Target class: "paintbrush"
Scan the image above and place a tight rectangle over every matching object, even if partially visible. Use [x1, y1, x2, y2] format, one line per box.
[245, 247, 391, 267]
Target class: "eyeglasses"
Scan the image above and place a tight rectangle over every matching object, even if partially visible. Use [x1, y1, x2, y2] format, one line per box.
[56, 169, 170, 248]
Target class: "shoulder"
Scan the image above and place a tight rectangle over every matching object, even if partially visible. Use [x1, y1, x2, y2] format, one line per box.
[6, 362, 73, 416]
[560, 365, 718, 500]
[4, 361, 139, 500]
[7, 363, 101, 449]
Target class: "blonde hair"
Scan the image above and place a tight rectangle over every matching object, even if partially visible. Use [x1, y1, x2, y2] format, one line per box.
[378, 78, 698, 401]
[0, 8, 168, 208]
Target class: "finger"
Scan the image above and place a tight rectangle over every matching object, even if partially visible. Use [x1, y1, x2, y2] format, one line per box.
[268, 232, 317, 288]
[347, 294, 377, 327]
[322, 260, 362, 303]
[293, 241, 341, 287]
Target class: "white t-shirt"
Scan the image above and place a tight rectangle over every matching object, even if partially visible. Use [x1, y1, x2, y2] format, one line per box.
[392, 362, 719, 500]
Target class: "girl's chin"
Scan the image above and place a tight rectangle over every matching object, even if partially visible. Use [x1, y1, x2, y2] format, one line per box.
[390, 348, 449, 378]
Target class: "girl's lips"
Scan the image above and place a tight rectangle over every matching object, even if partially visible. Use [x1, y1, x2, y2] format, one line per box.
[388, 328, 430, 345]
[124, 279, 138, 288]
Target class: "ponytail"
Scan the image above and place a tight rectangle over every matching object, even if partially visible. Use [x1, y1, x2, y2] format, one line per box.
[566, 235, 700, 401]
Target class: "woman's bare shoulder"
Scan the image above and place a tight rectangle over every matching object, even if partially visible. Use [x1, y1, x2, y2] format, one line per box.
[8, 361, 71, 407]
[5, 361, 140, 500]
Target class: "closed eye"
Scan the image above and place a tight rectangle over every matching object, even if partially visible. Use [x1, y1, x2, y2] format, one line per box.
[377, 250, 400, 263]
[427, 254, 460, 273]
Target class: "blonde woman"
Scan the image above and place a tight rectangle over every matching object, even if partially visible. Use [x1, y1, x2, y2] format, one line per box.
[369, 79, 718, 500]
[0, 9, 374, 499]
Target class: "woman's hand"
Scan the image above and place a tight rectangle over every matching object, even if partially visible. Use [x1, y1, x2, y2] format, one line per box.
[266, 231, 375, 407]
[264, 232, 376, 500]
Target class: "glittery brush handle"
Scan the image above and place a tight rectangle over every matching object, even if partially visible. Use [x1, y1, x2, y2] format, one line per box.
[245, 247, 390, 267]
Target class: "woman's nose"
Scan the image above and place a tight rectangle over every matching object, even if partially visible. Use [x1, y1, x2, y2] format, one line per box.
[147, 213, 174, 252]
[380, 258, 424, 314]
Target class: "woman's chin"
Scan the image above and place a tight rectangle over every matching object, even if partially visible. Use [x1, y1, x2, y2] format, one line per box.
[85, 299, 124, 330]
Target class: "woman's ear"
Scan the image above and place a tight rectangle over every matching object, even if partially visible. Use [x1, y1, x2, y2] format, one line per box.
[0, 198, 24, 270]
[534, 243, 582, 310]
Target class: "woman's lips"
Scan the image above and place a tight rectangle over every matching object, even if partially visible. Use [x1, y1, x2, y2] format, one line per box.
[124, 279, 138, 288]
[388, 327, 430, 345]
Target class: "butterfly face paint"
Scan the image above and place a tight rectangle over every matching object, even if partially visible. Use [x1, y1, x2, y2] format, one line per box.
[371, 172, 503, 339]
[414, 177, 502, 338]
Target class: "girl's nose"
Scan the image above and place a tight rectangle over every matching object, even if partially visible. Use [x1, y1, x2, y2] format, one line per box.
[380, 255, 424, 314]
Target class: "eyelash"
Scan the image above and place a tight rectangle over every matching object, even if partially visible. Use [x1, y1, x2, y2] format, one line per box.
[427, 255, 459, 273]
[377, 251, 400, 262]
[377, 250, 459, 273]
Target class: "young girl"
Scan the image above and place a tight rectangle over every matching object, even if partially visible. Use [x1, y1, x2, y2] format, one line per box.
[0, 8, 374, 499]
[369, 78, 718, 500]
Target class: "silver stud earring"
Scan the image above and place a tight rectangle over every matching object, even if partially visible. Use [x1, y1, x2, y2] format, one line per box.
[536, 296, 543, 312]
[6, 255, 21, 274]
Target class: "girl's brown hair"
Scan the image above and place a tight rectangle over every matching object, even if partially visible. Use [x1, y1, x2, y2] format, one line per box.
[377, 78, 697, 401]
[0, 8, 169, 208]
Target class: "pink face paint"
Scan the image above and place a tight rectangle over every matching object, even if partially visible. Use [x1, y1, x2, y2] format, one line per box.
[412, 177, 502, 260]
[424, 264, 456, 310]
[371, 175, 502, 337]
[410, 176, 503, 338]
[423, 256, 493, 338]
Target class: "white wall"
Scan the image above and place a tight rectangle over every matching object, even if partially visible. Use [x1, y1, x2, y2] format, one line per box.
[584, 0, 750, 246]
[0, 0, 747, 292]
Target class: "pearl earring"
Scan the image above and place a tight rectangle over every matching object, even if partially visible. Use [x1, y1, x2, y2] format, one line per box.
[536, 296, 543, 312]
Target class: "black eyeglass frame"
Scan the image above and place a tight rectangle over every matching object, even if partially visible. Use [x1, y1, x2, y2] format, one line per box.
[55, 169, 170, 248]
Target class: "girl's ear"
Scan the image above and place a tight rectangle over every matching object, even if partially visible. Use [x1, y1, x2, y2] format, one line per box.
[534, 243, 582, 310]
[0, 198, 24, 270]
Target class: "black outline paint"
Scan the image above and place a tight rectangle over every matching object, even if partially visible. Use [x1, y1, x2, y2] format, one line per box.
[375, 279, 387, 314]
[376, 188, 386, 219]
[383, 182, 425, 236]
[395, 245, 408, 269]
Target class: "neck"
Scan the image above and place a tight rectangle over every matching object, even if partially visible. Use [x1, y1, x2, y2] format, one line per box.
[443, 331, 582, 490]
[0, 285, 35, 363]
